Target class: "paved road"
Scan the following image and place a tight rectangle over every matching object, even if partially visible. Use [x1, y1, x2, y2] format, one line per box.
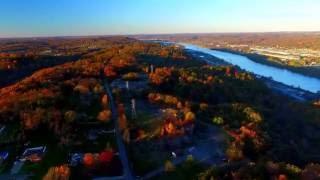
[103, 80, 134, 180]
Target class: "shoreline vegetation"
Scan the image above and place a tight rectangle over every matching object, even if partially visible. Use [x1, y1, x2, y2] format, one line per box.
[142, 40, 320, 79]
[150, 40, 320, 98]
[211, 48, 320, 79]
[184, 49, 320, 101]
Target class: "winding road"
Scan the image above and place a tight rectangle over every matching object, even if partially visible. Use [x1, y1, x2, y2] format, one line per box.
[103, 80, 134, 180]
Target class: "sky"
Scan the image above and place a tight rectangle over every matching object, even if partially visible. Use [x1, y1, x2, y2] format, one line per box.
[1, 0, 320, 37]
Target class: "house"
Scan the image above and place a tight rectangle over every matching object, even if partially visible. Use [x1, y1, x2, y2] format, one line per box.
[0, 151, 9, 166]
[69, 153, 83, 166]
[21, 146, 46, 162]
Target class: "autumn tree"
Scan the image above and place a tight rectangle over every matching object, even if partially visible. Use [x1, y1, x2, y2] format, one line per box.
[164, 160, 175, 172]
[99, 150, 114, 164]
[118, 114, 128, 132]
[199, 103, 209, 111]
[101, 94, 109, 108]
[64, 110, 76, 123]
[184, 111, 195, 123]
[226, 143, 243, 161]
[225, 66, 231, 76]
[117, 103, 125, 115]
[43, 164, 70, 180]
[20, 108, 46, 129]
[83, 153, 95, 167]
[149, 67, 173, 85]
[123, 128, 130, 143]
[93, 83, 104, 94]
[122, 72, 139, 81]
[243, 107, 262, 124]
[104, 66, 117, 78]
[97, 110, 112, 122]
[74, 84, 90, 94]
[212, 116, 224, 125]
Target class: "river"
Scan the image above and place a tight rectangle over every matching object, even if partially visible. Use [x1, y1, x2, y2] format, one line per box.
[182, 44, 320, 93]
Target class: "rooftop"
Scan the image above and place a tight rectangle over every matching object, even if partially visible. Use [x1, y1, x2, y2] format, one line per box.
[22, 146, 46, 158]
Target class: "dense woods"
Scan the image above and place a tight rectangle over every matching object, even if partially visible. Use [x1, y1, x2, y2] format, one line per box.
[0, 37, 319, 179]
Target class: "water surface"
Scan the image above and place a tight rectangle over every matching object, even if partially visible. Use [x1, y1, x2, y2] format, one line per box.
[183, 44, 320, 93]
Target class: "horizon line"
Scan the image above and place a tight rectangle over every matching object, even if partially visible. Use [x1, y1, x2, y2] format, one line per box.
[1, 30, 320, 40]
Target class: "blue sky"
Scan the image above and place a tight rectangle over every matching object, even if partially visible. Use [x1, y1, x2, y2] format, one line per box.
[0, 0, 320, 37]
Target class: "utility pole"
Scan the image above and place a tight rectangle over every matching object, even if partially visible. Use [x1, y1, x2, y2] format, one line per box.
[131, 98, 137, 120]
[126, 81, 129, 90]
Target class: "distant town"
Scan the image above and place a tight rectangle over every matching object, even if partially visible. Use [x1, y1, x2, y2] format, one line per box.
[215, 44, 320, 67]
[134, 32, 320, 67]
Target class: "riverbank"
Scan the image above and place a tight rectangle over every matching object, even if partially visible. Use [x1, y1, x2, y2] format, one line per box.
[212, 48, 320, 79]
[260, 76, 319, 102]
[184, 48, 320, 102]
[184, 50, 229, 66]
